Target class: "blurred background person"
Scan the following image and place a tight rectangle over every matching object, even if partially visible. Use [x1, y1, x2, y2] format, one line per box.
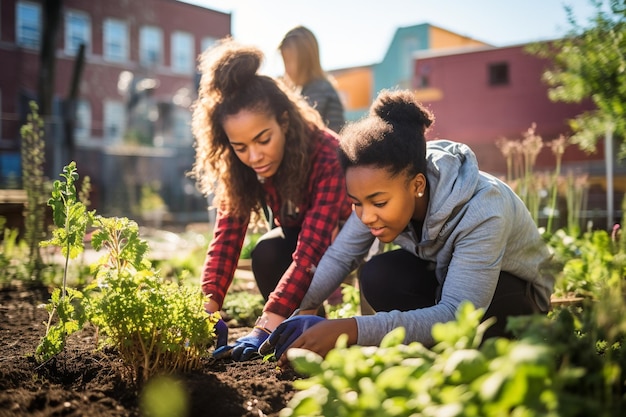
[279, 25, 345, 133]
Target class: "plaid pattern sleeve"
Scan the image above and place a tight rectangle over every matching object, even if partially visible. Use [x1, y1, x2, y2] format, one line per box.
[265, 131, 352, 317]
[201, 208, 249, 309]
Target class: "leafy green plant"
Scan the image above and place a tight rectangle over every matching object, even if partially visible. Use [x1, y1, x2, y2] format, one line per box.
[36, 162, 219, 383]
[0, 216, 29, 284]
[282, 302, 572, 417]
[86, 265, 216, 383]
[327, 283, 360, 319]
[36, 162, 92, 362]
[41, 162, 93, 293]
[20, 101, 48, 280]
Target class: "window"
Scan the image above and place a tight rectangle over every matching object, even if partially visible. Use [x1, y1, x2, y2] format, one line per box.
[140, 26, 163, 67]
[74, 100, 91, 142]
[171, 31, 194, 73]
[103, 100, 126, 143]
[201, 36, 217, 54]
[488, 62, 509, 86]
[400, 35, 419, 88]
[416, 64, 430, 89]
[16, 2, 41, 49]
[103, 19, 128, 62]
[65, 11, 90, 55]
[172, 107, 192, 145]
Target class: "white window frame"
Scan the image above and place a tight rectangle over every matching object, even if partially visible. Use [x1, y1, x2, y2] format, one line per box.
[16, 1, 41, 49]
[171, 31, 194, 74]
[172, 107, 192, 146]
[139, 26, 163, 67]
[64, 10, 91, 56]
[103, 18, 128, 62]
[201, 36, 217, 54]
[74, 100, 91, 142]
[103, 100, 126, 143]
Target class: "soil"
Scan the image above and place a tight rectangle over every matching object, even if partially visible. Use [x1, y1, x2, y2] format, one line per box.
[0, 282, 299, 417]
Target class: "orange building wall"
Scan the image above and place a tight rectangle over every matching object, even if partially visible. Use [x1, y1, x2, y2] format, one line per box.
[331, 67, 372, 111]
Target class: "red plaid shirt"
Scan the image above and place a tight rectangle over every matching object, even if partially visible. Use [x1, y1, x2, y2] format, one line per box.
[201, 129, 352, 317]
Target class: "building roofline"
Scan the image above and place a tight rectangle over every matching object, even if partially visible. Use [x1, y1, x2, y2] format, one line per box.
[412, 38, 557, 59]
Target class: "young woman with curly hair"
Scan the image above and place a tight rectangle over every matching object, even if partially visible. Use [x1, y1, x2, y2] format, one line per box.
[191, 38, 352, 361]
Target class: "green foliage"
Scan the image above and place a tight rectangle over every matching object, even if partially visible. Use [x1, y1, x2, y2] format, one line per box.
[240, 232, 261, 260]
[85, 268, 216, 383]
[90, 215, 151, 273]
[41, 162, 94, 278]
[222, 290, 265, 327]
[282, 217, 626, 417]
[282, 302, 570, 417]
[153, 237, 208, 284]
[549, 226, 624, 299]
[0, 216, 29, 284]
[508, 289, 626, 416]
[327, 283, 360, 319]
[36, 162, 92, 362]
[20, 101, 48, 279]
[36, 162, 218, 383]
[35, 287, 87, 362]
[528, 1, 626, 155]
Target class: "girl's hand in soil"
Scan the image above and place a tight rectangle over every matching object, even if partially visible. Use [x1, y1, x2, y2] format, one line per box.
[206, 300, 228, 348]
[214, 318, 229, 348]
[260, 315, 325, 358]
[213, 326, 272, 361]
[268, 317, 358, 366]
[213, 312, 287, 361]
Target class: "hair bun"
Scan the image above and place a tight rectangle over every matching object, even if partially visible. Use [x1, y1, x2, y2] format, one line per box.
[371, 89, 433, 130]
[205, 38, 264, 96]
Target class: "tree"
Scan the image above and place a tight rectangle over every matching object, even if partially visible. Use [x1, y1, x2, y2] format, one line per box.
[528, 0, 626, 156]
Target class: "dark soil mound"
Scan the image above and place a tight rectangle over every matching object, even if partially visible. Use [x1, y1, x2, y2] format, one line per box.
[0, 283, 297, 417]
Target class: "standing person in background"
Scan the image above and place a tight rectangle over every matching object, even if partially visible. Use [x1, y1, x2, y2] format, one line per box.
[260, 89, 554, 361]
[279, 25, 345, 133]
[191, 38, 352, 361]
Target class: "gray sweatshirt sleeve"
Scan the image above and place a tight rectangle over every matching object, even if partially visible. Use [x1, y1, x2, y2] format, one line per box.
[300, 212, 374, 310]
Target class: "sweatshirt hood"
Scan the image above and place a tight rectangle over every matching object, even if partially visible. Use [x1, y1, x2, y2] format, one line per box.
[423, 140, 480, 240]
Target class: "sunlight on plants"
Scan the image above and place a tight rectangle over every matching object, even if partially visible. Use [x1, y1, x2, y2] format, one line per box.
[35, 162, 218, 384]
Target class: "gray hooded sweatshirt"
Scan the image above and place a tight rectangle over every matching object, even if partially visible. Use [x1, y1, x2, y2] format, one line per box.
[299, 140, 554, 347]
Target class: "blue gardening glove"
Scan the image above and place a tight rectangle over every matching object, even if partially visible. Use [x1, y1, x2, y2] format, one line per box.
[215, 318, 229, 349]
[259, 315, 326, 359]
[213, 326, 272, 361]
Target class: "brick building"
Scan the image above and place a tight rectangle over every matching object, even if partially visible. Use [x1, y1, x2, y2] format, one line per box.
[0, 0, 230, 222]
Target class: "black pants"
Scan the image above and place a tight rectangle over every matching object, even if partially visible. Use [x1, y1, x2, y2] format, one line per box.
[359, 249, 543, 340]
[250, 226, 301, 301]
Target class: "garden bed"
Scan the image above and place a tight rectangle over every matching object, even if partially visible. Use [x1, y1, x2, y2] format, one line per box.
[0, 282, 297, 417]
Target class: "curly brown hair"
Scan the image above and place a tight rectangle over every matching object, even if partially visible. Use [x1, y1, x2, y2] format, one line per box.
[191, 37, 326, 220]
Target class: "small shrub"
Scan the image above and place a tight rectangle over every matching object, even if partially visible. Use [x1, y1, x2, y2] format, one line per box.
[36, 162, 218, 383]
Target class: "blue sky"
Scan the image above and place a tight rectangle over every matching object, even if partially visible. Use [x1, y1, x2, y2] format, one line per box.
[183, 0, 599, 75]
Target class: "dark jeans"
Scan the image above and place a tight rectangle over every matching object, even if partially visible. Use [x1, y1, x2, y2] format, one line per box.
[359, 249, 543, 340]
[250, 226, 300, 301]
